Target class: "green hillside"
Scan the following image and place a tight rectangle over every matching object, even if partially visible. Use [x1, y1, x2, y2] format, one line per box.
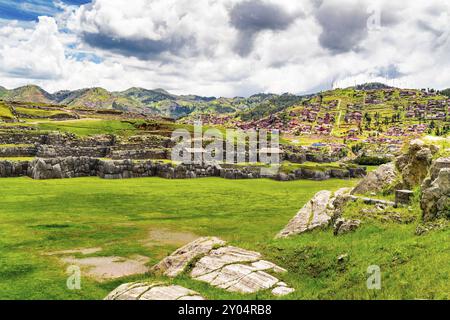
[3, 85, 53, 104]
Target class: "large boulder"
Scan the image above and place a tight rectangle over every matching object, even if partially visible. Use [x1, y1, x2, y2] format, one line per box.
[334, 218, 361, 236]
[396, 139, 439, 189]
[428, 157, 450, 181]
[351, 162, 398, 195]
[421, 168, 450, 222]
[276, 188, 352, 238]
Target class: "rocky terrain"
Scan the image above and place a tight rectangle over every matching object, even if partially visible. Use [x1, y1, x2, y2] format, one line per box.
[107, 237, 294, 300]
[276, 138, 449, 239]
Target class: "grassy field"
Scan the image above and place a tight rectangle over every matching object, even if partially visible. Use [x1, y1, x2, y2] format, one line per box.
[14, 107, 70, 118]
[0, 177, 448, 300]
[0, 102, 14, 119]
[34, 119, 137, 137]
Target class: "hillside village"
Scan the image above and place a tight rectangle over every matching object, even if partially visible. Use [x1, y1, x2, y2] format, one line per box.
[1, 83, 449, 168]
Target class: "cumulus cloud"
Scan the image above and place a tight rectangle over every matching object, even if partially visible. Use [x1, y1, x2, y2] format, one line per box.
[0, 16, 66, 79]
[0, 0, 449, 96]
[229, 0, 298, 56]
[314, 0, 370, 53]
[81, 32, 194, 60]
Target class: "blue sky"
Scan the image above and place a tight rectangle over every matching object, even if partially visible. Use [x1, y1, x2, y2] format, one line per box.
[0, 0, 90, 21]
[0, 0, 449, 97]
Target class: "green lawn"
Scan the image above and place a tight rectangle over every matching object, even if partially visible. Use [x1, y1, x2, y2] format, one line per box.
[14, 107, 69, 118]
[35, 119, 137, 137]
[0, 177, 448, 300]
[0, 102, 14, 119]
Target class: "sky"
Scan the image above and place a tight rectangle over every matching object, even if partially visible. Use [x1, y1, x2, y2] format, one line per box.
[0, 0, 449, 97]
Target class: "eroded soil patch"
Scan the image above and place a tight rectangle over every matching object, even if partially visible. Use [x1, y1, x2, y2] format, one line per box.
[62, 255, 149, 281]
[144, 228, 199, 247]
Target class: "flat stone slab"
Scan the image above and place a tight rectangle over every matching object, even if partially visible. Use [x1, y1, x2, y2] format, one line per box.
[272, 286, 296, 296]
[152, 236, 226, 277]
[153, 238, 294, 296]
[190, 246, 262, 278]
[105, 282, 204, 300]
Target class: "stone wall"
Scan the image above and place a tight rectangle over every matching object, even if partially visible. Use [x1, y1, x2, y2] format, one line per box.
[114, 135, 174, 149]
[36, 145, 109, 158]
[109, 148, 169, 160]
[0, 132, 47, 145]
[0, 157, 367, 181]
[97, 160, 155, 179]
[28, 157, 99, 179]
[0, 145, 36, 157]
[0, 160, 29, 177]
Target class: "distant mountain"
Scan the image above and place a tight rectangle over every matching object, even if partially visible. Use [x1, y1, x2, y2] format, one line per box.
[3, 85, 54, 104]
[59, 87, 115, 109]
[119, 87, 176, 103]
[0, 84, 306, 119]
[0, 86, 8, 98]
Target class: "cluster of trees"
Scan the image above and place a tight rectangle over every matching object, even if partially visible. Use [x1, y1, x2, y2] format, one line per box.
[238, 95, 303, 121]
[363, 112, 402, 129]
[429, 121, 450, 136]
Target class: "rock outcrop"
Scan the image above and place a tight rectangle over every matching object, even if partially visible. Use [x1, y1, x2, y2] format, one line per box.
[396, 139, 439, 189]
[152, 237, 226, 277]
[351, 162, 398, 195]
[428, 157, 450, 181]
[276, 188, 352, 238]
[153, 238, 294, 296]
[421, 166, 450, 222]
[105, 283, 204, 300]
[334, 218, 361, 236]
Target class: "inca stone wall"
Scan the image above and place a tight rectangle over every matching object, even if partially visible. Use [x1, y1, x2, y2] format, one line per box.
[36, 145, 109, 158]
[0, 145, 36, 157]
[0, 160, 29, 177]
[27, 157, 99, 179]
[0, 132, 47, 145]
[108, 148, 169, 160]
[0, 156, 367, 181]
[0, 131, 366, 181]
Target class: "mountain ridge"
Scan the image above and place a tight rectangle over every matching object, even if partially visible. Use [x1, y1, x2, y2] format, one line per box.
[1, 83, 449, 120]
[0, 84, 306, 119]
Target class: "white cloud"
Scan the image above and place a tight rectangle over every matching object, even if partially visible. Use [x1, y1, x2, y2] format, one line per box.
[0, 0, 449, 96]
